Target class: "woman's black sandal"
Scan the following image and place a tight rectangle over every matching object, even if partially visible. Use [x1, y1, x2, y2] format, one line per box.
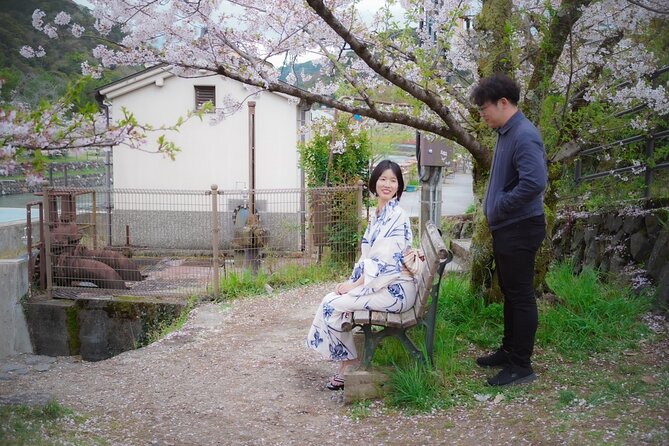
[326, 374, 344, 391]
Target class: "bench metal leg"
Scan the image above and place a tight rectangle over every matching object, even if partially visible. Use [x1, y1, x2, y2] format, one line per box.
[396, 331, 425, 364]
[359, 325, 427, 369]
[359, 325, 383, 370]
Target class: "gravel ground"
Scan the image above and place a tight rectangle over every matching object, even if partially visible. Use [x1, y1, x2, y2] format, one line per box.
[1, 282, 667, 445]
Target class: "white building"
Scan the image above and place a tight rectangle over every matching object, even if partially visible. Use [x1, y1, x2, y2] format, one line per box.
[97, 64, 309, 192]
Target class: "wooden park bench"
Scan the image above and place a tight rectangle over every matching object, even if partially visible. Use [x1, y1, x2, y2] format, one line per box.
[350, 221, 453, 369]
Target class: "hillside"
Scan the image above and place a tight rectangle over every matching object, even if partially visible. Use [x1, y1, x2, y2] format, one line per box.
[0, 0, 133, 105]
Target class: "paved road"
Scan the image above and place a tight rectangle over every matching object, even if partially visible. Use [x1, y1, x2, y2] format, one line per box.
[400, 172, 474, 217]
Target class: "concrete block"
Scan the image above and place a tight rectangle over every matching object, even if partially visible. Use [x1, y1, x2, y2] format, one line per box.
[0, 257, 33, 358]
[343, 370, 390, 404]
[23, 299, 78, 357]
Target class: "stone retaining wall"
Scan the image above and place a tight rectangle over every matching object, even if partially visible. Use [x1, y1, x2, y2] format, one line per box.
[441, 206, 668, 309]
[442, 214, 474, 240]
[552, 205, 668, 308]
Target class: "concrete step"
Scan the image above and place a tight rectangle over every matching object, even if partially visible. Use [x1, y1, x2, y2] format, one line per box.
[449, 238, 471, 265]
[444, 256, 468, 273]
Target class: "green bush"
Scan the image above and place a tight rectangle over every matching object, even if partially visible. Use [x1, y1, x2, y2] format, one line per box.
[299, 115, 371, 262]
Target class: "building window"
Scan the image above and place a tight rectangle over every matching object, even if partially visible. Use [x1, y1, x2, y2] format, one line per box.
[195, 86, 215, 109]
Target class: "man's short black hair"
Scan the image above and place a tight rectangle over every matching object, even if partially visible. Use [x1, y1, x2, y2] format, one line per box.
[470, 73, 521, 107]
[369, 159, 404, 201]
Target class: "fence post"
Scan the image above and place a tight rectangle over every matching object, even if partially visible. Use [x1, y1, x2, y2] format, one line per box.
[574, 158, 582, 183]
[42, 184, 53, 299]
[356, 180, 364, 235]
[211, 184, 220, 299]
[644, 136, 654, 199]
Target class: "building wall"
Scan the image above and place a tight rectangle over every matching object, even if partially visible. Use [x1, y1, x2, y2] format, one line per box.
[109, 75, 301, 191]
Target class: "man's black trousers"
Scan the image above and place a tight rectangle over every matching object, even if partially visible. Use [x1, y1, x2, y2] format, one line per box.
[492, 215, 546, 369]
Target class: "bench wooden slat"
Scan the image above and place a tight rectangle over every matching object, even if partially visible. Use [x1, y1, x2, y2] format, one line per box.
[385, 312, 404, 328]
[352, 310, 369, 325]
[412, 269, 431, 318]
[369, 311, 388, 325]
[389, 307, 417, 328]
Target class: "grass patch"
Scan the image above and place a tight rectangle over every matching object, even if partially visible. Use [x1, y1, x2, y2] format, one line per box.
[0, 400, 105, 445]
[538, 262, 653, 360]
[348, 400, 374, 421]
[217, 260, 348, 301]
[376, 261, 658, 415]
[386, 362, 447, 412]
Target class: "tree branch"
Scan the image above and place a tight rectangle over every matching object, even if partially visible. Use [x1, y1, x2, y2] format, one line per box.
[525, 0, 594, 120]
[304, 0, 488, 168]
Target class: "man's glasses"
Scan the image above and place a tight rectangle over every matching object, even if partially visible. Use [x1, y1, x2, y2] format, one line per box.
[477, 101, 497, 113]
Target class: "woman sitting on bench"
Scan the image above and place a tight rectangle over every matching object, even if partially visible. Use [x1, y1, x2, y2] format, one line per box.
[306, 160, 417, 390]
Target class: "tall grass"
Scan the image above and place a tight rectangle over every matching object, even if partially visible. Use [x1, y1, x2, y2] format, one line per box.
[538, 262, 652, 359]
[383, 261, 654, 409]
[387, 362, 448, 412]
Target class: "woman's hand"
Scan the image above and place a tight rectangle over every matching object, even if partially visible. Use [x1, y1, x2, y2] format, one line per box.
[335, 279, 361, 295]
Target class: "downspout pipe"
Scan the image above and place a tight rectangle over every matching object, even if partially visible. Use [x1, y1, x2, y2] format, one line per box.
[95, 91, 114, 246]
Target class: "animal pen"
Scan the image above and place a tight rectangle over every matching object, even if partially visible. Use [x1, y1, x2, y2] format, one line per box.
[27, 184, 364, 300]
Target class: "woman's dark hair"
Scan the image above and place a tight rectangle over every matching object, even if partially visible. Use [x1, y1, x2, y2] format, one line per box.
[369, 159, 404, 201]
[470, 73, 521, 107]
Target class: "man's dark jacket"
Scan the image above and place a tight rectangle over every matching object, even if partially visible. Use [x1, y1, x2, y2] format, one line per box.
[483, 110, 547, 231]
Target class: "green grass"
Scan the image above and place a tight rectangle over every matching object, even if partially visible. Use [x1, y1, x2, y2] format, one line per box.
[539, 262, 652, 359]
[373, 261, 659, 416]
[386, 362, 449, 412]
[0, 400, 105, 445]
[217, 260, 349, 301]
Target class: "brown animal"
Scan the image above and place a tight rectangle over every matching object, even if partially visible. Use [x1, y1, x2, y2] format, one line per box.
[78, 248, 143, 282]
[55, 253, 128, 289]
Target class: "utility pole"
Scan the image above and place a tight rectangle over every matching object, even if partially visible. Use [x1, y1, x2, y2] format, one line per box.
[417, 5, 445, 234]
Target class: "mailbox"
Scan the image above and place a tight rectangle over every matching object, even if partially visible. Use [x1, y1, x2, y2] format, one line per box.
[418, 133, 446, 167]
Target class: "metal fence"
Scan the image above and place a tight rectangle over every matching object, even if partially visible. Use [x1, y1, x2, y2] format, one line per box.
[34, 184, 364, 299]
[575, 128, 669, 199]
[574, 66, 669, 199]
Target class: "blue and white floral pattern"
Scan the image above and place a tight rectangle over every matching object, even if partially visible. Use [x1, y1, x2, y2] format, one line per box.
[307, 199, 417, 361]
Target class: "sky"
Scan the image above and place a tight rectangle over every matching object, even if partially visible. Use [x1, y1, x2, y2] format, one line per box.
[74, 0, 404, 22]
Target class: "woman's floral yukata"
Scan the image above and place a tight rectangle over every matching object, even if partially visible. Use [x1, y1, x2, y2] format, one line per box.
[307, 199, 417, 362]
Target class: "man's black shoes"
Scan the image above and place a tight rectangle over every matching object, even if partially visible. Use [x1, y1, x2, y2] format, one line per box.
[487, 365, 537, 386]
[476, 348, 511, 368]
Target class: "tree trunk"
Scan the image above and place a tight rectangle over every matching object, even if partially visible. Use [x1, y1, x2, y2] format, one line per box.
[476, 0, 514, 77]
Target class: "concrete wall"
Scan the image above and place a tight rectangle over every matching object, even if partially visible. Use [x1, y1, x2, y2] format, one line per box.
[0, 221, 39, 255]
[23, 296, 185, 361]
[0, 256, 34, 358]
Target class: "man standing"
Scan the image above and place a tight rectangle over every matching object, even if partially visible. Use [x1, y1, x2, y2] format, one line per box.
[470, 74, 548, 386]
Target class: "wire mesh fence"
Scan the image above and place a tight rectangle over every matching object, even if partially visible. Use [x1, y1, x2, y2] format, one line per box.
[36, 184, 364, 299]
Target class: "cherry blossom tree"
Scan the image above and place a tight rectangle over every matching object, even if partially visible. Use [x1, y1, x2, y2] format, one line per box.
[0, 77, 208, 183]
[7, 0, 668, 292]
[16, 0, 666, 175]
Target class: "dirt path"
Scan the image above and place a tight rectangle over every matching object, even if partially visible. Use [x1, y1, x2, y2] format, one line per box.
[1, 283, 667, 445]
